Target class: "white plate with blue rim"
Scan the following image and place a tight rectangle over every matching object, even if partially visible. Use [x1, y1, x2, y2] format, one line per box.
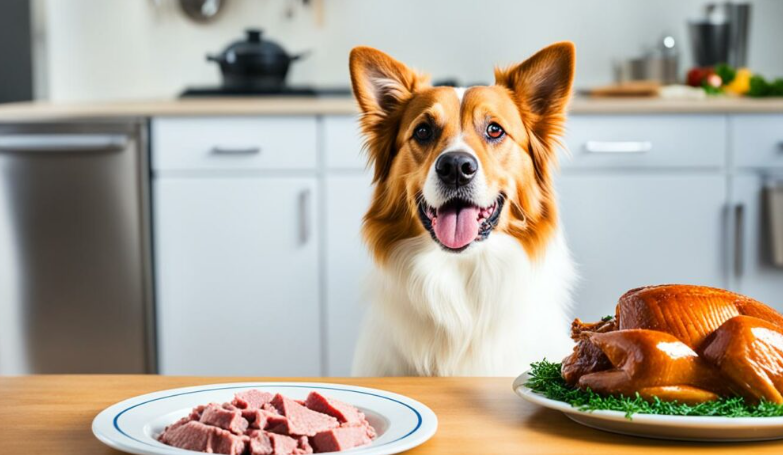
[93, 382, 438, 455]
[513, 371, 783, 442]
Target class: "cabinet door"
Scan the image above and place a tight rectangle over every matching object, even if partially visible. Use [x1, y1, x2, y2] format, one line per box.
[732, 174, 783, 311]
[557, 173, 728, 321]
[154, 177, 320, 376]
[324, 175, 374, 376]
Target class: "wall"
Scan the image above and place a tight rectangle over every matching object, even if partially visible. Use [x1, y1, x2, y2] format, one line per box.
[41, 0, 783, 101]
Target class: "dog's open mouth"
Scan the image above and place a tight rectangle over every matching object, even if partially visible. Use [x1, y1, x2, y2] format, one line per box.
[418, 195, 505, 252]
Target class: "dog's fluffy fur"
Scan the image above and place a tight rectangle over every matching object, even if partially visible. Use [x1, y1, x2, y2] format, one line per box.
[349, 43, 577, 376]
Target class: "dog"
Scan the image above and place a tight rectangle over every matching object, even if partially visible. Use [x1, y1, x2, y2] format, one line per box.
[349, 42, 577, 376]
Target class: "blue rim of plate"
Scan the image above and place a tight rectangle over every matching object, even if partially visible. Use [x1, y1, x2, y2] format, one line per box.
[111, 383, 423, 451]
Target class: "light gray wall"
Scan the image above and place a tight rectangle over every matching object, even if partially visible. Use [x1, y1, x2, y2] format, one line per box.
[40, 0, 783, 101]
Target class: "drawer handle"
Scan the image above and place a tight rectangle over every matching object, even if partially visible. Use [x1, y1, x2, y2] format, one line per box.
[584, 141, 652, 153]
[211, 146, 261, 155]
[299, 188, 311, 245]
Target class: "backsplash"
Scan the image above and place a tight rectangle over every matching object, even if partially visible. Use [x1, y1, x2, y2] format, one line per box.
[38, 0, 783, 101]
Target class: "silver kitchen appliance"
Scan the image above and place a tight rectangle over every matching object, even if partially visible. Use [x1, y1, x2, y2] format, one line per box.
[689, 2, 751, 67]
[0, 121, 155, 374]
[615, 35, 679, 84]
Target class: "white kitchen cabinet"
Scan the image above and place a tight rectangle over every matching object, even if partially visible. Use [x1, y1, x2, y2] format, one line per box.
[732, 174, 783, 311]
[731, 115, 783, 169]
[154, 176, 321, 376]
[557, 173, 728, 320]
[152, 117, 317, 171]
[323, 116, 364, 170]
[324, 175, 374, 376]
[562, 115, 726, 169]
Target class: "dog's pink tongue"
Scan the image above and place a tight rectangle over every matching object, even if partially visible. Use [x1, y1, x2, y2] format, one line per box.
[434, 205, 480, 249]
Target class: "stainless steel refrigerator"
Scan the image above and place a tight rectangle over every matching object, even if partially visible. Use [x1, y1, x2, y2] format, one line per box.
[0, 121, 155, 374]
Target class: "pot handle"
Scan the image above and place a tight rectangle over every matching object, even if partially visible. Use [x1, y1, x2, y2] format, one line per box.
[290, 50, 311, 61]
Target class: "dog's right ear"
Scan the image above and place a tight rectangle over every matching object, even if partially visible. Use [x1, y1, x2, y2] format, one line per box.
[350, 47, 427, 182]
[349, 46, 424, 117]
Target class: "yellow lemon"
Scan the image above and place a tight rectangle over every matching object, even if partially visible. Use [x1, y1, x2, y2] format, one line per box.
[725, 68, 752, 95]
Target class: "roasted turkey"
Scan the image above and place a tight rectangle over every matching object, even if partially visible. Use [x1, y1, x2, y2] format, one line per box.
[562, 284, 783, 405]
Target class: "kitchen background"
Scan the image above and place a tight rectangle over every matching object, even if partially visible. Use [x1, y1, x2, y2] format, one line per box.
[1, 0, 782, 378]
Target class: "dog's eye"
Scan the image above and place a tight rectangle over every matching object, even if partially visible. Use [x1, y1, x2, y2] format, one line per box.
[413, 124, 433, 143]
[486, 123, 505, 140]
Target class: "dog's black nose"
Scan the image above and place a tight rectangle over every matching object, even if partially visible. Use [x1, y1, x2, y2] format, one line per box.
[435, 152, 478, 187]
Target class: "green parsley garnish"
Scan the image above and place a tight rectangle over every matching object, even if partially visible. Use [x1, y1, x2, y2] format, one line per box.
[526, 359, 783, 419]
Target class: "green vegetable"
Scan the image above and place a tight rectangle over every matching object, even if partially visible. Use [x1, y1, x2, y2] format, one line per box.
[714, 63, 736, 85]
[701, 79, 724, 95]
[526, 359, 783, 419]
[748, 74, 783, 97]
[601, 315, 614, 322]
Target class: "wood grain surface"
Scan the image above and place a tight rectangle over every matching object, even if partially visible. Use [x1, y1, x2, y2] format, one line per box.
[1, 375, 782, 454]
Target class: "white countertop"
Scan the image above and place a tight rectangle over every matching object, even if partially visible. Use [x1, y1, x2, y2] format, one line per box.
[0, 96, 782, 122]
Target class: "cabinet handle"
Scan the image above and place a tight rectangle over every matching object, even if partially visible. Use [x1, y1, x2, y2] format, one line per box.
[211, 146, 261, 155]
[299, 188, 311, 245]
[734, 203, 745, 278]
[584, 141, 652, 153]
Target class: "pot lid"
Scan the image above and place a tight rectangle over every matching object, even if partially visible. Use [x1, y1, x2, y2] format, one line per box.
[217, 29, 291, 64]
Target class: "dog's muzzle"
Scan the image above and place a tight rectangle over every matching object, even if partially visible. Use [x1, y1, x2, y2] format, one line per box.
[418, 194, 505, 253]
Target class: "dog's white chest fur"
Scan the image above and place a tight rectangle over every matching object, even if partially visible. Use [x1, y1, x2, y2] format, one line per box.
[352, 232, 576, 376]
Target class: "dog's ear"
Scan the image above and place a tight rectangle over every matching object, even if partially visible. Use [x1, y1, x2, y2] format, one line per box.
[495, 42, 575, 164]
[350, 46, 423, 117]
[350, 47, 427, 182]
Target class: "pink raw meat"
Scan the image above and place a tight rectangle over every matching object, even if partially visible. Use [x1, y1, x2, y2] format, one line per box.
[249, 409, 288, 430]
[269, 394, 339, 437]
[233, 390, 274, 409]
[312, 426, 374, 453]
[200, 404, 249, 435]
[248, 430, 311, 455]
[158, 421, 246, 455]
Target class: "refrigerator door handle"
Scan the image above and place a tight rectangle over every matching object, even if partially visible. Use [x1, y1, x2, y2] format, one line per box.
[0, 134, 129, 152]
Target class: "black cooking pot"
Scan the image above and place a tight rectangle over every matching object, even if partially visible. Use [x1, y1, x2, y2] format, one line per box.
[207, 29, 307, 90]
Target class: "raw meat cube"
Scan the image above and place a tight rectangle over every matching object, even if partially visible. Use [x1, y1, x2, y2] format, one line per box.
[158, 421, 214, 452]
[297, 436, 313, 454]
[304, 392, 364, 425]
[269, 394, 339, 437]
[341, 421, 377, 440]
[248, 431, 274, 455]
[200, 404, 249, 435]
[312, 426, 374, 453]
[209, 426, 248, 455]
[247, 409, 285, 430]
[158, 420, 247, 455]
[233, 389, 274, 409]
[248, 430, 308, 455]
[188, 404, 208, 420]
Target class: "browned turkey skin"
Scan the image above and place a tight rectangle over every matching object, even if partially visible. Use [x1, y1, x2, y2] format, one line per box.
[562, 284, 783, 405]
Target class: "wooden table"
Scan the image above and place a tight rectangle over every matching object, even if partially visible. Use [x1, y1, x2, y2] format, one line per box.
[1, 375, 782, 454]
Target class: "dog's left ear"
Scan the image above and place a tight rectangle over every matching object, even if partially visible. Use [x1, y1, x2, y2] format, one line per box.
[495, 42, 575, 148]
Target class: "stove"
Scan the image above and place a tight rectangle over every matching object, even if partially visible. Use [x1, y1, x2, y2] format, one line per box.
[180, 86, 352, 98]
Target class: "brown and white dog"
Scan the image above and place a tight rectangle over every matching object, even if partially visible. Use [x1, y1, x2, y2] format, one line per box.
[349, 43, 577, 376]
